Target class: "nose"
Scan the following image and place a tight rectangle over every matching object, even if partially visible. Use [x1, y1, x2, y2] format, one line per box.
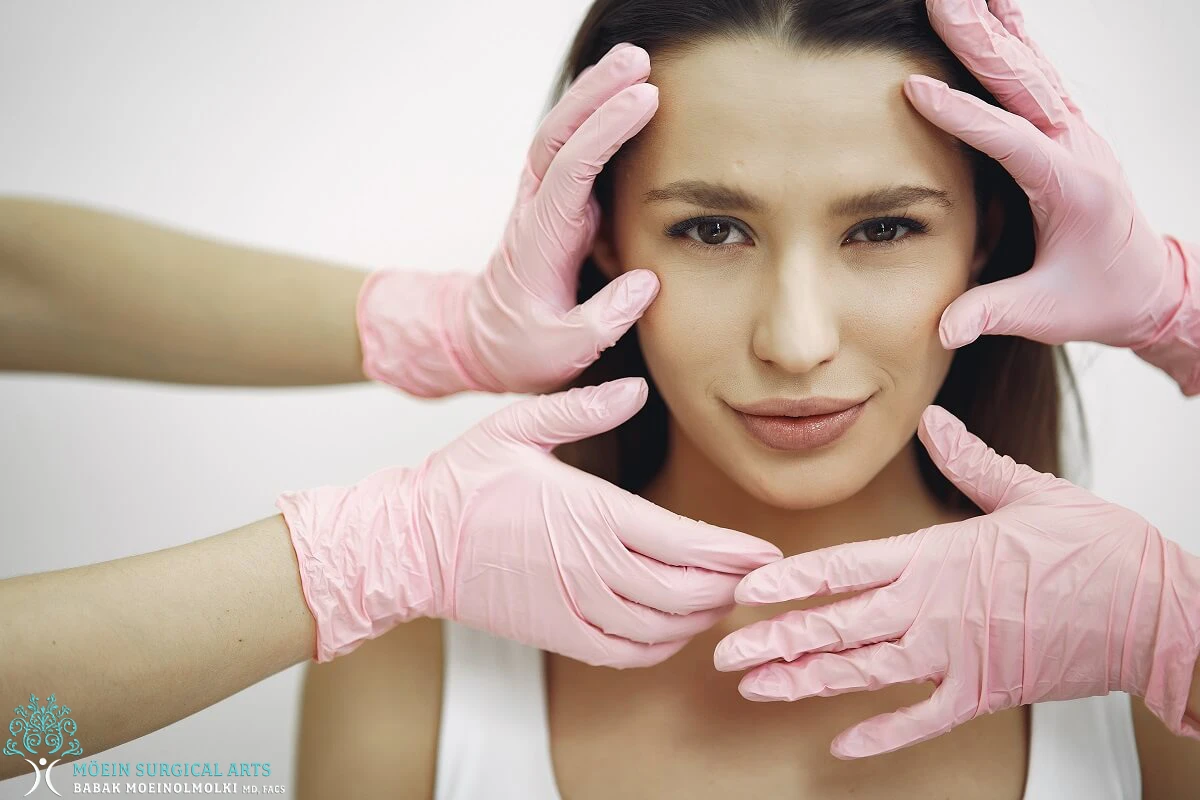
[751, 256, 840, 374]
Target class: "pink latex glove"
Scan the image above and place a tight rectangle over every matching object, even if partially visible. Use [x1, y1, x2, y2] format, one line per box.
[906, 0, 1200, 395]
[713, 405, 1200, 759]
[357, 43, 662, 398]
[278, 377, 781, 665]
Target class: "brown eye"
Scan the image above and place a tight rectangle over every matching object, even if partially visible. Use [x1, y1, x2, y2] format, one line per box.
[864, 220, 899, 242]
[696, 219, 731, 244]
[666, 216, 751, 248]
[845, 217, 925, 245]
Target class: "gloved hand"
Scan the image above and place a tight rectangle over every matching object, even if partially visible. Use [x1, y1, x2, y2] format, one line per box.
[907, 0, 1200, 395]
[279, 378, 782, 666]
[713, 405, 1200, 759]
[357, 43, 662, 397]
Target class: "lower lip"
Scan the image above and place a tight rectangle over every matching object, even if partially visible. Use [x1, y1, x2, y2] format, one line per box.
[735, 402, 867, 451]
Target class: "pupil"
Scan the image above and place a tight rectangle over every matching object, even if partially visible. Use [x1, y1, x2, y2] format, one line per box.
[867, 221, 898, 242]
[698, 220, 729, 244]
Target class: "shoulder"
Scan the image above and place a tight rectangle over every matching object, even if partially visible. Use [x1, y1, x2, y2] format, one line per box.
[295, 617, 444, 800]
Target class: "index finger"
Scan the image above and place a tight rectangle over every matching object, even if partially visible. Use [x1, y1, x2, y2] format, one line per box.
[517, 43, 651, 205]
[735, 533, 924, 605]
[714, 590, 912, 672]
[613, 492, 783, 574]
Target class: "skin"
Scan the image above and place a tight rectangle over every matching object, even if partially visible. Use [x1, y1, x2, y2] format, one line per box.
[297, 35, 1200, 799]
[0, 197, 366, 385]
[593, 38, 990, 518]
[0, 516, 316, 781]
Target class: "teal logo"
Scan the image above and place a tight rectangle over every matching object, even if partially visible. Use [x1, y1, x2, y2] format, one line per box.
[4, 694, 83, 797]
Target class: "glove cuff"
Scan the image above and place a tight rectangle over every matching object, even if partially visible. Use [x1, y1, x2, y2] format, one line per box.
[356, 269, 497, 398]
[276, 465, 433, 662]
[1121, 533, 1200, 739]
[1133, 236, 1200, 396]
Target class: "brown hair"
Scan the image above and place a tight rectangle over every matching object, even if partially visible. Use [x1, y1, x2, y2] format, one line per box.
[550, 0, 1083, 511]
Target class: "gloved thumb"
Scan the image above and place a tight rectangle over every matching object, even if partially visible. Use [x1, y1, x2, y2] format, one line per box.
[487, 377, 649, 449]
[562, 269, 660, 357]
[917, 405, 1049, 513]
[939, 274, 1049, 348]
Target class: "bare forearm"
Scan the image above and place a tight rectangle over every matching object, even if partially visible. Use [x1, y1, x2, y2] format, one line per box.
[0, 197, 367, 385]
[0, 515, 316, 777]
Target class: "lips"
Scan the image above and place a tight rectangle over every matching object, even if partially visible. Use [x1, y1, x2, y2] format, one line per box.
[730, 396, 870, 451]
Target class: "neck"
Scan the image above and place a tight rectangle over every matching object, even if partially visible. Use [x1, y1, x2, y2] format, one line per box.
[642, 421, 964, 557]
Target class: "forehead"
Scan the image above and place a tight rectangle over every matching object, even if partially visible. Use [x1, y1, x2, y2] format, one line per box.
[625, 37, 969, 197]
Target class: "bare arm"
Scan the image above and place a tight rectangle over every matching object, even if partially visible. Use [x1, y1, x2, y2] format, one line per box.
[0, 515, 316, 778]
[296, 618, 443, 799]
[1126, 612, 1200, 798]
[1135, 697, 1200, 800]
[0, 197, 368, 385]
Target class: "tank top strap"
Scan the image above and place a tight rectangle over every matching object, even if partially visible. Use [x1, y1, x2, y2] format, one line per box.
[1022, 692, 1141, 799]
[434, 621, 561, 800]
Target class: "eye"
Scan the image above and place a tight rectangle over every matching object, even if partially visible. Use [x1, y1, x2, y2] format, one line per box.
[844, 216, 928, 246]
[665, 216, 753, 249]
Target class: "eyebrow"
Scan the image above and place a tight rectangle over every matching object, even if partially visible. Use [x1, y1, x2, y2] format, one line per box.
[643, 180, 764, 212]
[830, 185, 953, 216]
[642, 180, 953, 216]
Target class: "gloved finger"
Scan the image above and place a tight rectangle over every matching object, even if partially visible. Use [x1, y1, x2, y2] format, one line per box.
[737, 642, 940, 702]
[523, 82, 657, 301]
[510, 195, 603, 316]
[734, 535, 922, 606]
[579, 628, 690, 669]
[829, 685, 960, 759]
[713, 591, 912, 672]
[917, 405, 1054, 512]
[987, 0, 1080, 112]
[485, 378, 648, 449]
[516, 42, 650, 206]
[925, 0, 1072, 133]
[556, 268, 661, 367]
[903, 75, 1060, 194]
[937, 272, 1053, 348]
[573, 576, 732, 644]
[612, 491, 784, 574]
[598, 548, 743, 615]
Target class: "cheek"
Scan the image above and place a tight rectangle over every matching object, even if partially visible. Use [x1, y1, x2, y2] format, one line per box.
[636, 264, 748, 399]
[847, 245, 971, 397]
[612, 200, 751, 397]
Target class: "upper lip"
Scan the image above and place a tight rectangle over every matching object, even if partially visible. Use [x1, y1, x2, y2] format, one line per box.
[730, 396, 870, 417]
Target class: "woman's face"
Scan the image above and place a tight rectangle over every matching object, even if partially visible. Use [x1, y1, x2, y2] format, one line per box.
[595, 38, 992, 510]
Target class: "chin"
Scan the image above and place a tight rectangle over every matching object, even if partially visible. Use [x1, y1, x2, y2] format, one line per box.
[732, 457, 878, 511]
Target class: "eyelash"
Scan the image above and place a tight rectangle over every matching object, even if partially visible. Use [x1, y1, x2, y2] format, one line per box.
[663, 215, 930, 252]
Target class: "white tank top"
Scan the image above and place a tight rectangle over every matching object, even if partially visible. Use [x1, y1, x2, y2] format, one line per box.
[434, 621, 1142, 799]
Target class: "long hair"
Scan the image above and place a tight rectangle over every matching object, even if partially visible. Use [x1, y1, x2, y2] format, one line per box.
[549, 0, 1083, 511]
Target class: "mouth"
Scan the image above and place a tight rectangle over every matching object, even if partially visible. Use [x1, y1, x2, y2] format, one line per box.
[729, 395, 871, 451]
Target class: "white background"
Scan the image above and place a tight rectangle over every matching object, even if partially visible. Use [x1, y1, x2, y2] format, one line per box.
[1, 1, 1196, 796]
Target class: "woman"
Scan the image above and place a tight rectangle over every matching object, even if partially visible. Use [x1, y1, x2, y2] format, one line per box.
[0, 0, 1195, 791]
[295, 0, 1198, 797]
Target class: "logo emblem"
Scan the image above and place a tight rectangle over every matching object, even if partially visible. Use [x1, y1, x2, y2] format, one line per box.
[4, 694, 83, 797]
